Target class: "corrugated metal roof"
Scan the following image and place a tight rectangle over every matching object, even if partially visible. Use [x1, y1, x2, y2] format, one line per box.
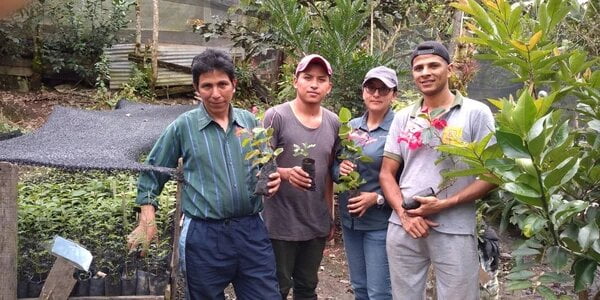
[105, 44, 242, 89]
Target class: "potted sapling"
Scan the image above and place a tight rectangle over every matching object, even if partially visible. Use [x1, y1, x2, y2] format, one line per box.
[293, 143, 317, 191]
[241, 126, 284, 196]
[337, 107, 374, 216]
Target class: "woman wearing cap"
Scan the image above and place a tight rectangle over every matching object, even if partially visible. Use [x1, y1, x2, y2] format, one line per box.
[333, 66, 397, 299]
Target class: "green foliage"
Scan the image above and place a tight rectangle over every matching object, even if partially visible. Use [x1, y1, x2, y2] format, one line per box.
[0, 0, 133, 84]
[336, 107, 373, 192]
[242, 125, 284, 167]
[17, 170, 175, 278]
[293, 143, 316, 158]
[195, 0, 396, 113]
[444, 0, 600, 296]
[94, 62, 155, 108]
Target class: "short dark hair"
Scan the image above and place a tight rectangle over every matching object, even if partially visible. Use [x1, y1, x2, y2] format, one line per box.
[191, 49, 236, 87]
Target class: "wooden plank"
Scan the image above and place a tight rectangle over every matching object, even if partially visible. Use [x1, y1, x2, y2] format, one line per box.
[39, 257, 77, 300]
[0, 162, 18, 300]
[20, 297, 164, 300]
[0, 65, 34, 77]
[127, 54, 191, 74]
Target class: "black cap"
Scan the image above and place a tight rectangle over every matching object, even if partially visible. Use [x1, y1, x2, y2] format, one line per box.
[410, 41, 450, 66]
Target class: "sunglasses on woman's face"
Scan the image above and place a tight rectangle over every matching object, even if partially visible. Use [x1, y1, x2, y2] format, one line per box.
[364, 86, 392, 96]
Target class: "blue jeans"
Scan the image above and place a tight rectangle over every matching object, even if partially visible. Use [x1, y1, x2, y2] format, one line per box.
[342, 226, 392, 300]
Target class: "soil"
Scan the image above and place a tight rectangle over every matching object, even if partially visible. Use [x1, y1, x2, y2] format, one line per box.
[0, 88, 580, 299]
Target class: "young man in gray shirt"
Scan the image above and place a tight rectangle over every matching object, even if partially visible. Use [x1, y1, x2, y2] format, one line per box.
[262, 54, 340, 299]
[380, 41, 497, 299]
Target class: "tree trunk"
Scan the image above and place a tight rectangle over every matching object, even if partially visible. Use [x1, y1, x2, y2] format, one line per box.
[151, 0, 159, 89]
[448, 9, 464, 59]
[135, 0, 142, 55]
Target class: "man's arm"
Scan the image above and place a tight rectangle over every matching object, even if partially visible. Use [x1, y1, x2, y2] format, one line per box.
[409, 179, 497, 217]
[129, 123, 182, 253]
[380, 156, 438, 238]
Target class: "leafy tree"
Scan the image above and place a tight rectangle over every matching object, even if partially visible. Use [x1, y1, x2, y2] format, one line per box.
[0, 0, 134, 85]
[433, 0, 600, 297]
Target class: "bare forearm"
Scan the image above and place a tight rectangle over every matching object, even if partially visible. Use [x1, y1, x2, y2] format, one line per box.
[444, 179, 497, 208]
[380, 172, 403, 213]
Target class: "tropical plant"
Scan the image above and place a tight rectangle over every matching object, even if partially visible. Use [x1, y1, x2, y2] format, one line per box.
[17, 170, 175, 284]
[336, 107, 374, 192]
[195, 0, 397, 113]
[0, 0, 134, 85]
[436, 0, 600, 297]
[293, 143, 316, 159]
[241, 126, 284, 167]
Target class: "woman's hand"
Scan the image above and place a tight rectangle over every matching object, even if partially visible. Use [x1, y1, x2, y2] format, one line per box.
[339, 160, 356, 176]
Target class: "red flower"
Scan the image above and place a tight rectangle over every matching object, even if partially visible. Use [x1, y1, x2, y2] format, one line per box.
[431, 118, 447, 130]
[398, 130, 423, 150]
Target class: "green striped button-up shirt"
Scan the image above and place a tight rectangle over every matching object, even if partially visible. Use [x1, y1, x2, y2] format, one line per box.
[136, 104, 263, 219]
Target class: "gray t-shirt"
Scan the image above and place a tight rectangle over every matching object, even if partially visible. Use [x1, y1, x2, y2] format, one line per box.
[383, 92, 495, 235]
[262, 102, 340, 241]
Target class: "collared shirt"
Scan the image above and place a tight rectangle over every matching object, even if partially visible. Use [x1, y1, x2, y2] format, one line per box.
[332, 108, 395, 231]
[136, 103, 262, 219]
[383, 91, 495, 235]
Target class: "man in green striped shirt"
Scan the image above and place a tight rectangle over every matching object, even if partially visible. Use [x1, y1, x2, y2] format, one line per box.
[128, 49, 282, 299]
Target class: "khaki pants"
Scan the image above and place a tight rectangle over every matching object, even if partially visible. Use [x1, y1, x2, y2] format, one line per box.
[386, 223, 479, 300]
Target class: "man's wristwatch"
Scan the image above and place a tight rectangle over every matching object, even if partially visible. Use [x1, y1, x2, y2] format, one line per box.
[376, 194, 385, 206]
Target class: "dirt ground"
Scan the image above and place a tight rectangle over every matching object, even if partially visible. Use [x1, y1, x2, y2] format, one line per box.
[0, 88, 579, 299]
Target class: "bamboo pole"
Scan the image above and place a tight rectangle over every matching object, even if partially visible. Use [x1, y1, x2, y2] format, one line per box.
[134, 0, 142, 56]
[170, 159, 184, 300]
[0, 162, 18, 300]
[151, 0, 159, 89]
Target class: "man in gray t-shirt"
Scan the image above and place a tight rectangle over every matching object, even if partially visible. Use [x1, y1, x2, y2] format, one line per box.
[262, 54, 340, 299]
[380, 41, 496, 299]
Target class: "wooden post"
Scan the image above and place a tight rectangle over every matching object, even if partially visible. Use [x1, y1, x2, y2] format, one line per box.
[38, 257, 77, 299]
[0, 162, 18, 300]
[151, 0, 159, 89]
[170, 159, 184, 300]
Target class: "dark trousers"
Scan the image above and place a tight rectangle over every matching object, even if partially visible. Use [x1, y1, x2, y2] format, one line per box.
[184, 214, 280, 300]
[270, 237, 327, 300]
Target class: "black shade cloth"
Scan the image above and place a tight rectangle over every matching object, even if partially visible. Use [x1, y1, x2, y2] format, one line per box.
[0, 100, 197, 174]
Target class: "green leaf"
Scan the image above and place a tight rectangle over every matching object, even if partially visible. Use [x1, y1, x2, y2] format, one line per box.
[513, 90, 537, 136]
[513, 194, 544, 207]
[512, 247, 541, 257]
[578, 221, 600, 252]
[526, 113, 552, 157]
[482, 143, 503, 160]
[538, 272, 571, 284]
[441, 168, 488, 179]
[543, 157, 579, 191]
[536, 285, 557, 300]
[359, 156, 373, 163]
[560, 224, 582, 252]
[436, 144, 477, 159]
[551, 200, 588, 228]
[506, 270, 535, 280]
[475, 132, 495, 155]
[515, 158, 537, 177]
[507, 280, 533, 291]
[497, 131, 529, 158]
[339, 107, 352, 123]
[503, 182, 541, 198]
[545, 246, 568, 271]
[573, 258, 597, 292]
[522, 214, 547, 237]
[273, 148, 284, 156]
